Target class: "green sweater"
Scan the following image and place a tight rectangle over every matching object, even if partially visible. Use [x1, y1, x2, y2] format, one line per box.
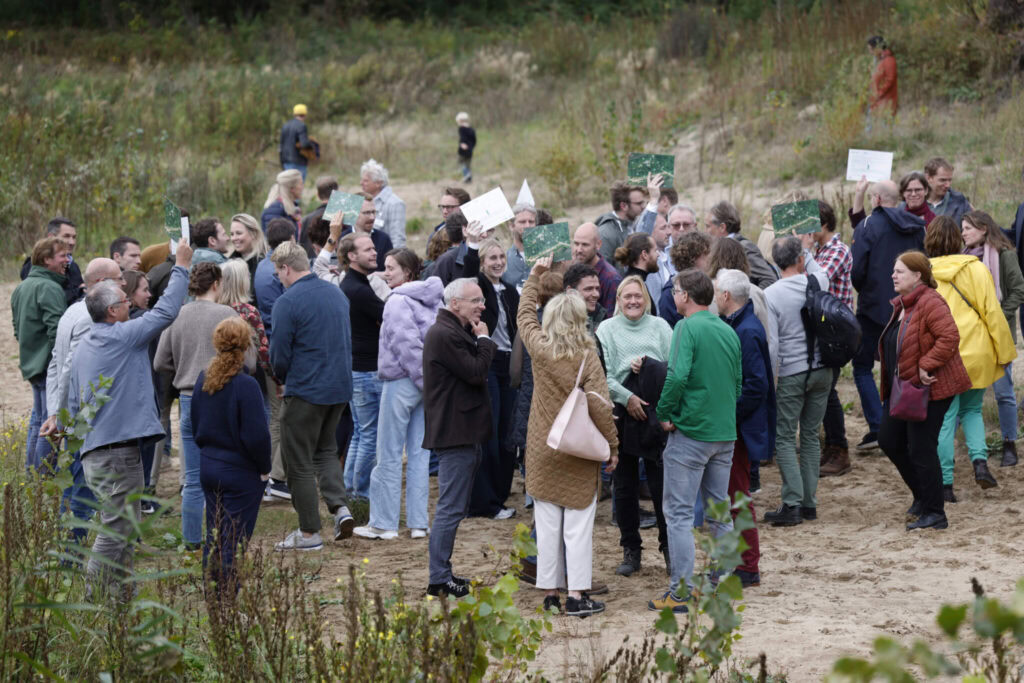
[11, 266, 67, 381]
[595, 312, 673, 406]
[655, 309, 742, 442]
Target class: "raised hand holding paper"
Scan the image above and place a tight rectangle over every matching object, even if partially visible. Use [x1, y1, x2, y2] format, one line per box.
[523, 222, 571, 264]
[846, 149, 893, 182]
[771, 200, 821, 236]
[322, 190, 365, 224]
[460, 187, 514, 231]
[628, 153, 675, 188]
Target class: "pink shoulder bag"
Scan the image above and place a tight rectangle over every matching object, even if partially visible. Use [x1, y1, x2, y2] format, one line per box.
[546, 358, 612, 462]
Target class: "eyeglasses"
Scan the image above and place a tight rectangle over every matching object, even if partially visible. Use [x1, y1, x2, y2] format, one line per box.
[360, 209, 377, 216]
[904, 187, 925, 195]
[457, 297, 485, 305]
[438, 204, 460, 211]
[672, 288, 685, 295]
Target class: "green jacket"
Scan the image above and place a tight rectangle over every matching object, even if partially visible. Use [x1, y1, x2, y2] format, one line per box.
[656, 309, 742, 442]
[11, 266, 67, 381]
[998, 248, 1024, 342]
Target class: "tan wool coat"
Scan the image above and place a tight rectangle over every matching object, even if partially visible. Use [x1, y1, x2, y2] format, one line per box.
[517, 274, 619, 510]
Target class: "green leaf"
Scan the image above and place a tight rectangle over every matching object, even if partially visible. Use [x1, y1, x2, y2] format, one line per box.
[654, 607, 678, 634]
[655, 647, 675, 672]
[936, 604, 967, 637]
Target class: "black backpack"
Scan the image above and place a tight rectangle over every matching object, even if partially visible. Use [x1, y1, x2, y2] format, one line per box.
[801, 276, 861, 369]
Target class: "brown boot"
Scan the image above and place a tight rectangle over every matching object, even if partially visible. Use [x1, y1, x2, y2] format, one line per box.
[820, 444, 837, 468]
[820, 447, 851, 477]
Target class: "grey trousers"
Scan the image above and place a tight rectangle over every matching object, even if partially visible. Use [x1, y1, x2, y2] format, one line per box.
[280, 397, 348, 533]
[265, 374, 286, 482]
[81, 444, 145, 600]
[428, 445, 481, 584]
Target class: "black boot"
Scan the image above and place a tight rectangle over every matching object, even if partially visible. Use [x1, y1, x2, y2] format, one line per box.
[615, 547, 641, 577]
[1001, 440, 1018, 467]
[763, 503, 802, 527]
[943, 484, 957, 503]
[973, 459, 998, 489]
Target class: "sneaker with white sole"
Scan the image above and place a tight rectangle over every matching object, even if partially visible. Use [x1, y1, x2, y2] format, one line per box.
[353, 525, 398, 540]
[268, 480, 292, 500]
[262, 483, 274, 502]
[275, 529, 323, 552]
[334, 506, 354, 540]
[410, 528, 428, 539]
[493, 507, 516, 520]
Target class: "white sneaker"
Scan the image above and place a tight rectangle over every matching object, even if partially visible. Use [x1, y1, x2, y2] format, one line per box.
[493, 507, 517, 520]
[410, 528, 428, 539]
[353, 525, 398, 540]
[275, 529, 323, 552]
[334, 506, 355, 540]
[262, 483, 274, 503]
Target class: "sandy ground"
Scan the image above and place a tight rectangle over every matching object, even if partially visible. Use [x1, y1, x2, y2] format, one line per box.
[3, 269, 1023, 681]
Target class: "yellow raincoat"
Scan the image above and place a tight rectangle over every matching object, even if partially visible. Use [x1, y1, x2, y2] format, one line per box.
[930, 254, 1016, 389]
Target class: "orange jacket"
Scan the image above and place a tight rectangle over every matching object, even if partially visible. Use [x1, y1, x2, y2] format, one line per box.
[871, 50, 898, 114]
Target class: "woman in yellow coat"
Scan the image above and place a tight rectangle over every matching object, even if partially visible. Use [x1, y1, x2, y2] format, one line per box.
[926, 216, 1016, 499]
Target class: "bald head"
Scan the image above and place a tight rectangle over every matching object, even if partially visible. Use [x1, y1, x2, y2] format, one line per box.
[83, 258, 123, 289]
[873, 180, 901, 208]
[572, 222, 601, 266]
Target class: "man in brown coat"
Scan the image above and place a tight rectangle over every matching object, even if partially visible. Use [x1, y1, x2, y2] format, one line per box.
[422, 277, 494, 598]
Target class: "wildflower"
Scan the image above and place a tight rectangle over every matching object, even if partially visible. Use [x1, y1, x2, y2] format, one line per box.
[362, 557, 369, 564]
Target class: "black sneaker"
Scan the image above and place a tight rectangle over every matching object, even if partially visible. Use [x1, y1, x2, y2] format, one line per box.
[542, 595, 561, 614]
[856, 432, 879, 453]
[564, 593, 604, 618]
[800, 506, 817, 521]
[451, 575, 470, 587]
[906, 499, 923, 519]
[427, 579, 470, 598]
[638, 512, 657, 529]
[943, 484, 957, 503]
[749, 470, 762, 494]
[763, 503, 802, 527]
[141, 500, 156, 515]
[269, 480, 292, 500]
[734, 569, 761, 587]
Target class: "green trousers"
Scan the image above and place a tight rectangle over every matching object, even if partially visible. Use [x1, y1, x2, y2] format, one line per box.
[775, 368, 832, 509]
[937, 388, 987, 486]
[280, 397, 349, 533]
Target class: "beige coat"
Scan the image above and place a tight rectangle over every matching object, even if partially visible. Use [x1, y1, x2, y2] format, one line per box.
[517, 274, 619, 510]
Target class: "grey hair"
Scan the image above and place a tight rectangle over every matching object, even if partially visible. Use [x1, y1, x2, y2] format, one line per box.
[86, 280, 125, 322]
[443, 277, 478, 307]
[360, 158, 389, 186]
[512, 203, 537, 217]
[715, 268, 751, 305]
[667, 204, 696, 222]
[771, 236, 803, 270]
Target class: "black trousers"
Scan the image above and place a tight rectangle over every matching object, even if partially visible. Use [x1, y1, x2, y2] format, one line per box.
[822, 366, 848, 448]
[878, 396, 953, 518]
[201, 458, 265, 594]
[469, 352, 518, 517]
[614, 451, 667, 553]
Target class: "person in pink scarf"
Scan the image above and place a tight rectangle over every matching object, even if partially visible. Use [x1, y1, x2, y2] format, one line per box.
[961, 210, 1024, 467]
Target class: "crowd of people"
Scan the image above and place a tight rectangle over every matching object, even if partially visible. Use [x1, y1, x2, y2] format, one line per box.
[10, 135, 1021, 615]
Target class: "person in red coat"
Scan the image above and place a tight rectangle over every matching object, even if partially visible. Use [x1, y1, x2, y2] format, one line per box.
[868, 35, 898, 116]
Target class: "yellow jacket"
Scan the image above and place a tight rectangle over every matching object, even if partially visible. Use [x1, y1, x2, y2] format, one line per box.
[930, 255, 1016, 389]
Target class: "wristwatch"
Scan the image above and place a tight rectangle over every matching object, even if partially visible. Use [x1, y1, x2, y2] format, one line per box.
[327, 237, 336, 245]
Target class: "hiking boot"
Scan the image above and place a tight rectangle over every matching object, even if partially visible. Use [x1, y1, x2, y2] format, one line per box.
[648, 591, 688, 613]
[734, 569, 761, 587]
[906, 499, 923, 519]
[820, 447, 851, 477]
[615, 548, 642, 577]
[973, 459, 998, 489]
[800, 506, 817, 521]
[542, 595, 561, 614]
[1001, 440, 1018, 467]
[943, 484, 957, 503]
[906, 512, 949, 531]
[856, 432, 879, 453]
[764, 503, 802, 527]
[820, 444, 837, 467]
[427, 579, 470, 599]
[565, 593, 604, 618]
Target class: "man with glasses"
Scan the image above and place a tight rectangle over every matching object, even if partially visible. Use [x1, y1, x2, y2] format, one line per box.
[338, 192, 393, 271]
[67, 242, 193, 599]
[427, 188, 471, 258]
[596, 181, 648, 269]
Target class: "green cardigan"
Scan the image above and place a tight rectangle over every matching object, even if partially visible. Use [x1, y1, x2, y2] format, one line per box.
[11, 266, 67, 381]
[998, 248, 1024, 342]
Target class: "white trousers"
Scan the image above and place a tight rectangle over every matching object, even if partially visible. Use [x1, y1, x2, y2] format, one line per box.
[533, 493, 597, 591]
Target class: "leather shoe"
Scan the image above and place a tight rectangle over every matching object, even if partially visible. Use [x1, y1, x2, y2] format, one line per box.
[764, 503, 802, 527]
[973, 459, 998, 489]
[907, 512, 948, 531]
[1001, 440, 1018, 467]
[800, 506, 817, 520]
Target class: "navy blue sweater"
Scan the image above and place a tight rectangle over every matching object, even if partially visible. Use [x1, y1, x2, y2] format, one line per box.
[191, 371, 272, 475]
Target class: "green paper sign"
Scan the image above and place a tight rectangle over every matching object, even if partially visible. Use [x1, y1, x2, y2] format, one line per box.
[523, 222, 571, 265]
[323, 190, 365, 225]
[771, 200, 821, 236]
[627, 153, 675, 188]
[163, 199, 182, 241]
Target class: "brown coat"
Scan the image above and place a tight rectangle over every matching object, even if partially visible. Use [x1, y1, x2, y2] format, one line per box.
[878, 284, 971, 402]
[517, 274, 618, 510]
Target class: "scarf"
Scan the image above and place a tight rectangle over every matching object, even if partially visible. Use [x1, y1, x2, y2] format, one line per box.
[965, 244, 1001, 301]
[904, 201, 934, 226]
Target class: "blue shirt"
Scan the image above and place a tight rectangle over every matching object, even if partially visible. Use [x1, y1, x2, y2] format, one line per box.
[254, 252, 284, 336]
[270, 273, 353, 405]
[69, 266, 188, 453]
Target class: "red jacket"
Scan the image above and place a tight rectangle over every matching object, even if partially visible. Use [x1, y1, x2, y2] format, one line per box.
[879, 284, 971, 401]
[871, 50, 898, 114]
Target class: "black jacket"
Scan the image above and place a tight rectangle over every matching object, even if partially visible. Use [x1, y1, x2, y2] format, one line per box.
[616, 357, 668, 460]
[279, 117, 310, 166]
[20, 257, 83, 306]
[422, 309, 495, 450]
[458, 125, 476, 159]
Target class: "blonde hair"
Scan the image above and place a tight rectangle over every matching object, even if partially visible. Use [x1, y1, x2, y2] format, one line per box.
[536, 291, 596, 360]
[613, 275, 651, 317]
[478, 238, 504, 261]
[263, 169, 303, 216]
[270, 240, 310, 272]
[202, 317, 252, 394]
[230, 213, 268, 260]
[217, 259, 252, 306]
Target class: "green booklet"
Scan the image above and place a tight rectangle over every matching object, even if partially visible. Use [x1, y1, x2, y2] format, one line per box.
[771, 199, 821, 236]
[163, 198, 182, 241]
[523, 222, 571, 264]
[627, 153, 675, 188]
[323, 190, 365, 225]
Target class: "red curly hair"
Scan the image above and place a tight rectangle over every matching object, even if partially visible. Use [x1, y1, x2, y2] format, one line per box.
[202, 317, 252, 394]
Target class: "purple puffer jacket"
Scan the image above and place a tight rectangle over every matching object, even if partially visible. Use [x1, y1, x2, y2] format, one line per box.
[377, 277, 444, 390]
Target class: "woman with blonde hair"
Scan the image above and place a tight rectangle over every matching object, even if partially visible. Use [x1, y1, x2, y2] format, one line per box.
[191, 317, 271, 592]
[260, 169, 303, 234]
[229, 213, 269, 291]
[518, 256, 618, 618]
[596, 275, 672, 578]
[218, 259, 278, 398]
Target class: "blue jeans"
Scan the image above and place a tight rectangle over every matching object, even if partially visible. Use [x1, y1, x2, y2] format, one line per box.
[282, 162, 307, 180]
[345, 371, 382, 500]
[991, 362, 1017, 441]
[661, 431, 734, 597]
[26, 376, 54, 472]
[368, 378, 429, 531]
[852, 315, 883, 435]
[61, 450, 96, 544]
[179, 394, 205, 545]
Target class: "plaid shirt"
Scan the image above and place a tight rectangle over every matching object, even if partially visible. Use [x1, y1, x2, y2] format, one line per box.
[373, 185, 407, 248]
[593, 254, 622, 320]
[814, 234, 854, 310]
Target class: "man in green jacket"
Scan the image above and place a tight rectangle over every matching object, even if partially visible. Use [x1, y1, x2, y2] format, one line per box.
[12, 236, 69, 471]
[650, 268, 742, 613]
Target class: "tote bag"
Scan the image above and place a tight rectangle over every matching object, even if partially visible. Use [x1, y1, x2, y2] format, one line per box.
[546, 358, 611, 462]
[889, 312, 930, 422]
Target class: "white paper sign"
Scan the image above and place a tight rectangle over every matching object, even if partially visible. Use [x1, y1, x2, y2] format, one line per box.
[846, 149, 894, 182]
[516, 179, 535, 207]
[180, 216, 191, 245]
[460, 187, 514, 231]
[169, 237, 177, 255]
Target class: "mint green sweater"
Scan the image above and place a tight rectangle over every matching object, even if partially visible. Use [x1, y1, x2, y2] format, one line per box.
[595, 313, 673, 406]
